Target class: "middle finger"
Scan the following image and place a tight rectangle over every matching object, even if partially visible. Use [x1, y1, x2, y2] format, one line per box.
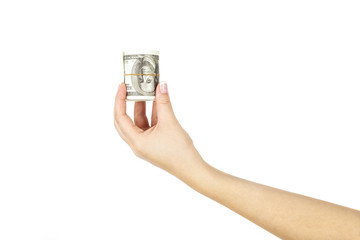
[134, 101, 150, 130]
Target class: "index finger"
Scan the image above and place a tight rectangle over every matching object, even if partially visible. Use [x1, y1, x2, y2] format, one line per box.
[114, 83, 143, 143]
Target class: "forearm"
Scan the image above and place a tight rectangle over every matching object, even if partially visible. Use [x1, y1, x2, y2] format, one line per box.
[174, 152, 360, 240]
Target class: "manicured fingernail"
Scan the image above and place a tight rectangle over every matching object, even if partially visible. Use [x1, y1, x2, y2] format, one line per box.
[160, 82, 168, 94]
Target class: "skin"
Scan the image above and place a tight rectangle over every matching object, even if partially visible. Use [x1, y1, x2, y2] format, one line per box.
[114, 82, 360, 240]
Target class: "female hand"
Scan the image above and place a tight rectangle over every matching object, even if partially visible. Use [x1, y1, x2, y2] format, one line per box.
[114, 82, 202, 176]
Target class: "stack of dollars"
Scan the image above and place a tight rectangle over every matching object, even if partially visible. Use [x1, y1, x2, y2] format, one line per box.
[123, 50, 159, 101]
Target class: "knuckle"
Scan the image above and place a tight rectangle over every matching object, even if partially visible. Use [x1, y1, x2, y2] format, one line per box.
[132, 140, 144, 156]
[158, 97, 170, 104]
[132, 140, 141, 152]
[133, 151, 144, 159]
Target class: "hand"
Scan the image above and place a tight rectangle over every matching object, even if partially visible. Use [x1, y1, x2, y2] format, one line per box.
[114, 82, 201, 176]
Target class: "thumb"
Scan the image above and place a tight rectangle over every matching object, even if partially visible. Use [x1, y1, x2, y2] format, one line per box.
[155, 82, 174, 119]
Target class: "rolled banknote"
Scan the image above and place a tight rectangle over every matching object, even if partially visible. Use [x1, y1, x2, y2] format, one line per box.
[123, 50, 159, 101]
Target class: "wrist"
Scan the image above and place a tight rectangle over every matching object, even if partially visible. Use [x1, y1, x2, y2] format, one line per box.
[172, 148, 214, 192]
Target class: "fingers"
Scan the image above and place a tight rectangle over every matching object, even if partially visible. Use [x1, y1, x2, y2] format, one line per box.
[151, 100, 158, 126]
[155, 82, 175, 122]
[114, 83, 142, 143]
[134, 101, 150, 130]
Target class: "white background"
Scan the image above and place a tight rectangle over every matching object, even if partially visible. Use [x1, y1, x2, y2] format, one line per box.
[0, 0, 359, 239]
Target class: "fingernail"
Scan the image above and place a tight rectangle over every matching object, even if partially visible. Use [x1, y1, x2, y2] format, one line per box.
[160, 82, 168, 94]
[118, 84, 121, 91]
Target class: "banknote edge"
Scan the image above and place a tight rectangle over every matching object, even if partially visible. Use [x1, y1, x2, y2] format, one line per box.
[123, 50, 159, 55]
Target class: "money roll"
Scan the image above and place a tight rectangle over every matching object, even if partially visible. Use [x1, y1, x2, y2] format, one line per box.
[123, 50, 159, 101]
